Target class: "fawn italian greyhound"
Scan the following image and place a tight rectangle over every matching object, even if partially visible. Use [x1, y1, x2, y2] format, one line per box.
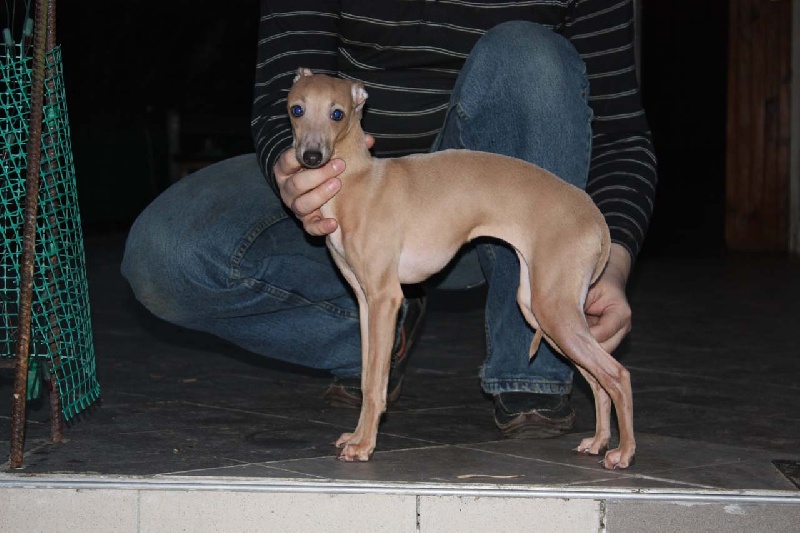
[287, 68, 635, 469]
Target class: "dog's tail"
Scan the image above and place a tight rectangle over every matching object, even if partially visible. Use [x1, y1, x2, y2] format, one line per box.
[529, 329, 544, 359]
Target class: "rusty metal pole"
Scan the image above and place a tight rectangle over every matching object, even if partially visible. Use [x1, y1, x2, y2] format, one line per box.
[42, 0, 65, 444]
[9, 0, 51, 469]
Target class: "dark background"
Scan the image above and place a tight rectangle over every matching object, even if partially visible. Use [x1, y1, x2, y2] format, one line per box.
[10, 0, 731, 259]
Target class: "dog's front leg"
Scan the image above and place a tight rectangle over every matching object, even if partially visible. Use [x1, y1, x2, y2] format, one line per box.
[336, 281, 403, 462]
[328, 246, 404, 461]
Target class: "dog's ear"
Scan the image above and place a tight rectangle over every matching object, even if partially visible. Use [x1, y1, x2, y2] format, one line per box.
[352, 82, 368, 114]
[293, 67, 314, 84]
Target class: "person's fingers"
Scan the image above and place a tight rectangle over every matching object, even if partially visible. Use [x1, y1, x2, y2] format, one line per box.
[274, 148, 302, 182]
[291, 174, 341, 217]
[276, 158, 345, 216]
[589, 315, 620, 350]
[587, 305, 632, 353]
[596, 326, 629, 354]
[303, 215, 339, 237]
[273, 155, 345, 237]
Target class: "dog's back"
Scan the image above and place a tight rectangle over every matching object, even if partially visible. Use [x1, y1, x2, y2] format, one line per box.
[368, 148, 610, 286]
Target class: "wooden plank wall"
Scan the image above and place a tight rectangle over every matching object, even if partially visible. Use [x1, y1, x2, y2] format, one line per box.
[726, 0, 792, 251]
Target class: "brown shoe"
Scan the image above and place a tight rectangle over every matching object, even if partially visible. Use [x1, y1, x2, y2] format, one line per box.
[493, 392, 576, 438]
[323, 294, 426, 408]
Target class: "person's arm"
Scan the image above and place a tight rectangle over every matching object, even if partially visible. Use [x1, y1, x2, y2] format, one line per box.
[563, 0, 657, 263]
[251, 1, 340, 195]
[584, 242, 633, 353]
[562, 0, 656, 351]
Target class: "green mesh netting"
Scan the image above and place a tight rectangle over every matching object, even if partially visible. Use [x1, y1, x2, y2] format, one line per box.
[1, 44, 99, 420]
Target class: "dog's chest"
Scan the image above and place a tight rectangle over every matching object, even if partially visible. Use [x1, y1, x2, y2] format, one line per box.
[326, 228, 345, 257]
[319, 200, 344, 255]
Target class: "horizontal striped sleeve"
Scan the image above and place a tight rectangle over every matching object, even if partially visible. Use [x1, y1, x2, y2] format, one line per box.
[335, 1, 567, 157]
[564, 0, 658, 259]
[250, 0, 657, 259]
[251, 2, 340, 194]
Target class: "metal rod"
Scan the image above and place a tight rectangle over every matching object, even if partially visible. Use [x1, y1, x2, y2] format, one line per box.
[41, 0, 64, 443]
[9, 0, 51, 469]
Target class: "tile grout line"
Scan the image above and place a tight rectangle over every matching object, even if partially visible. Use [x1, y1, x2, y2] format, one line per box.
[136, 489, 141, 533]
[416, 494, 421, 532]
[597, 499, 607, 533]
[451, 443, 761, 490]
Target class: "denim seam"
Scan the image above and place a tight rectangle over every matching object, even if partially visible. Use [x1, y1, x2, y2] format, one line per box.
[229, 209, 359, 320]
[433, 101, 469, 152]
[229, 210, 290, 282]
[454, 103, 470, 149]
[239, 277, 359, 319]
[478, 244, 497, 383]
[579, 73, 593, 184]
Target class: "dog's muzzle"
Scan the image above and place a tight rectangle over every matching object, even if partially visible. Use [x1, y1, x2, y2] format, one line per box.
[301, 150, 324, 168]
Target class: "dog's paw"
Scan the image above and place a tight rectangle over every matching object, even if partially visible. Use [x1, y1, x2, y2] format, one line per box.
[334, 432, 354, 448]
[574, 436, 609, 456]
[333, 432, 374, 461]
[600, 447, 636, 470]
[336, 442, 373, 462]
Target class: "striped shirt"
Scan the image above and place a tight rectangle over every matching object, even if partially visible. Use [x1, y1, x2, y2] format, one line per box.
[252, 0, 657, 259]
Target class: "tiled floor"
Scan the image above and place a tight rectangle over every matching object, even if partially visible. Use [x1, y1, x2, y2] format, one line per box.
[2, 231, 800, 494]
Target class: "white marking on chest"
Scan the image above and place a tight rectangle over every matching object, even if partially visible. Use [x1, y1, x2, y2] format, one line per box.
[326, 227, 345, 257]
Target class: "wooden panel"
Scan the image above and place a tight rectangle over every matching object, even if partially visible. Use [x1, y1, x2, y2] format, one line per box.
[726, 0, 792, 251]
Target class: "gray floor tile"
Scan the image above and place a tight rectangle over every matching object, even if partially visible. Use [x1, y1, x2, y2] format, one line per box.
[258, 445, 615, 486]
[1, 233, 799, 496]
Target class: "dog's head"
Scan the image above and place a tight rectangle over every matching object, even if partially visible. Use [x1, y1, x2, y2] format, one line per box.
[287, 68, 368, 169]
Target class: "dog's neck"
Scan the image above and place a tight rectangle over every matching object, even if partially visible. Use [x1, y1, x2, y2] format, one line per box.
[332, 119, 373, 174]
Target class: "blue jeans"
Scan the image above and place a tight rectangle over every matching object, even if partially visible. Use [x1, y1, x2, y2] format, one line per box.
[121, 22, 592, 395]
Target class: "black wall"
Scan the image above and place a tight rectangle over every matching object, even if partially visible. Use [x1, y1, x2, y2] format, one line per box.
[639, 0, 729, 257]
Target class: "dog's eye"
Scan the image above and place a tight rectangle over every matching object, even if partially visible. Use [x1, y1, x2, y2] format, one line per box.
[290, 105, 304, 118]
[330, 109, 344, 121]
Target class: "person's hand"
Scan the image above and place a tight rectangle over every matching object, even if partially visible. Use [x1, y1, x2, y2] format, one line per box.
[274, 149, 344, 236]
[584, 243, 633, 353]
[274, 135, 375, 236]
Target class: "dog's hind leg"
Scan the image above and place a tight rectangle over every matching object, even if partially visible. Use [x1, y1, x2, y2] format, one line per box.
[529, 267, 635, 469]
[516, 251, 613, 458]
[542, 315, 634, 468]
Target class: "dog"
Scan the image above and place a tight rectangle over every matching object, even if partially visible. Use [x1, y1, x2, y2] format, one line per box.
[286, 68, 635, 469]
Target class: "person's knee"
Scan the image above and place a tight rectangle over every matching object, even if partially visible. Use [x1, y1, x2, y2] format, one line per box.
[461, 21, 586, 110]
[121, 207, 217, 324]
[446, 21, 592, 183]
[475, 21, 583, 75]
[121, 154, 272, 324]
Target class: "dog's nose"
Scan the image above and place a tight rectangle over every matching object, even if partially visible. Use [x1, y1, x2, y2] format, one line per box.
[302, 151, 323, 168]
